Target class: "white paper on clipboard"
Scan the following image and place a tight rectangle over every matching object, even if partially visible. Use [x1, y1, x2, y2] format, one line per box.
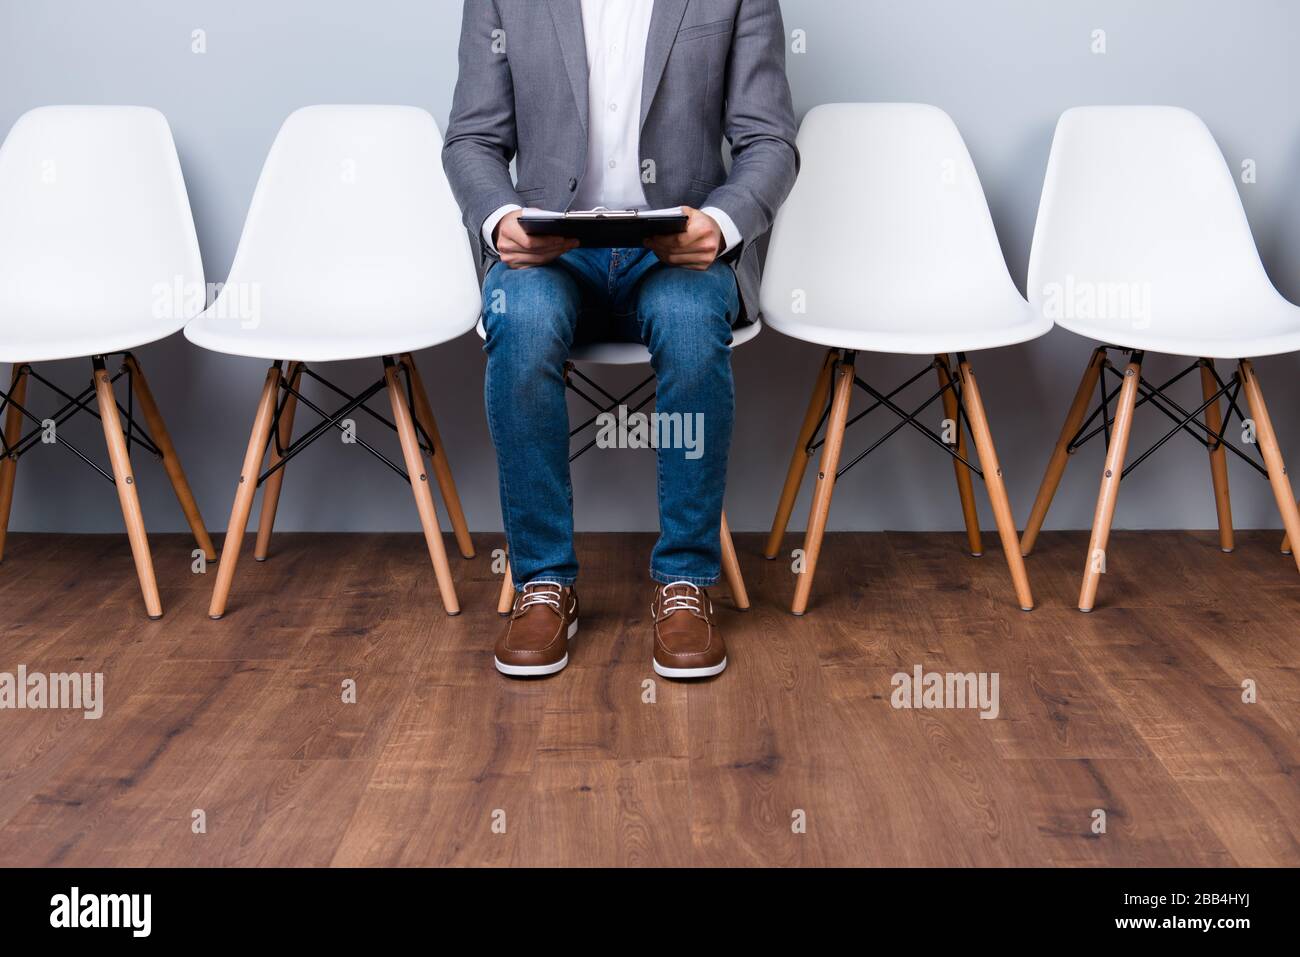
[519, 206, 685, 221]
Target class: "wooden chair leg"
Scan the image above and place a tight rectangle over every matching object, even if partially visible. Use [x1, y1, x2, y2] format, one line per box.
[957, 359, 1033, 611]
[937, 354, 982, 557]
[93, 358, 162, 619]
[719, 510, 750, 610]
[765, 348, 836, 560]
[1239, 360, 1300, 577]
[401, 353, 475, 559]
[498, 557, 515, 616]
[1199, 359, 1234, 553]
[253, 361, 302, 562]
[1078, 355, 1142, 613]
[1022, 347, 1106, 556]
[792, 355, 854, 616]
[0, 361, 30, 563]
[386, 360, 460, 616]
[209, 364, 282, 619]
[121, 354, 217, 562]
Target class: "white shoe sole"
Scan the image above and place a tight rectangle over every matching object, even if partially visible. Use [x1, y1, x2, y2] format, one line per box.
[495, 619, 578, 676]
[653, 656, 727, 679]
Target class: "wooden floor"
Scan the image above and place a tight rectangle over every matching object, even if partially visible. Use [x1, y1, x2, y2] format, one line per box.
[0, 529, 1297, 867]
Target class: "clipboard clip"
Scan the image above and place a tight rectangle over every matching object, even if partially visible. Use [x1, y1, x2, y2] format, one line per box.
[564, 207, 640, 220]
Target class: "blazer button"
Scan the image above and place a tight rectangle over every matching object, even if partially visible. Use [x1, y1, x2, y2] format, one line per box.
[568, 177, 578, 192]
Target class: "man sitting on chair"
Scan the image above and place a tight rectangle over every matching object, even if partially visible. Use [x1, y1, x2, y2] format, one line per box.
[443, 0, 798, 678]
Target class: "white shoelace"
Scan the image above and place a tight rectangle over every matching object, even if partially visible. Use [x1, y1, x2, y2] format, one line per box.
[519, 580, 564, 613]
[658, 581, 704, 616]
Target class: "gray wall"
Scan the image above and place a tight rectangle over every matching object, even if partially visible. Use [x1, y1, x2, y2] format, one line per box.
[4, 0, 1300, 536]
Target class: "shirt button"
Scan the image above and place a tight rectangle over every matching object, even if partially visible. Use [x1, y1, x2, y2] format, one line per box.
[568, 177, 578, 191]
[608, 102, 618, 112]
[608, 160, 617, 169]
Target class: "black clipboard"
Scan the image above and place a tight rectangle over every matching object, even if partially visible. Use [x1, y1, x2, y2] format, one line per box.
[519, 207, 689, 248]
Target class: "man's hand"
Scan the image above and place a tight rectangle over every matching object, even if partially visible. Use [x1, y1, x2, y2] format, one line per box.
[645, 207, 724, 270]
[495, 209, 578, 269]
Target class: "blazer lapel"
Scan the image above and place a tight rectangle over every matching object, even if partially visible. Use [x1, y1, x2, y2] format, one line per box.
[640, 0, 690, 131]
[548, 0, 589, 132]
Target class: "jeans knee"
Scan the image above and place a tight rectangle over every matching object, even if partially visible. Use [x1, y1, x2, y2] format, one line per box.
[638, 266, 737, 380]
[482, 265, 579, 362]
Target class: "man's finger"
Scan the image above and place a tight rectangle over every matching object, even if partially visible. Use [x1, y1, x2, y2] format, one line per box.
[522, 232, 572, 248]
[501, 234, 572, 255]
[652, 241, 715, 258]
[648, 235, 701, 252]
[511, 235, 569, 253]
[658, 251, 714, 266]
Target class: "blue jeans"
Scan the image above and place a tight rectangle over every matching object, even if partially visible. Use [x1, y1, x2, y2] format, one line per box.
[482, 247, 740, 589]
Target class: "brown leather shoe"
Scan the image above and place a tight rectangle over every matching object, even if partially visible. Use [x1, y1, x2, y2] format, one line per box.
[652, 582, 727, 679]
[494, 581, 579, 677]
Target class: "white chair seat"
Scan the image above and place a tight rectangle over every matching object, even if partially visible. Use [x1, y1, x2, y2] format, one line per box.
[1029, 106, 1300, 360]
[474, 314, 762, 364]
[1053, 305, 1300, 361]
[763, 299, 1045, 356]
[184, 105, 481, 363]
[0, 106, 204, 363]
[186, 311, 472, 363]
[1, 318, 194, 365]
[760, 104, 1051, 357]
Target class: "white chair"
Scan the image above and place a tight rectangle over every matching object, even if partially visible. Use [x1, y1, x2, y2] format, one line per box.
[760, 103, 1050, 615]
[1021, 106, 1300, 611]
[0, 105, 214, 618]
[484, 323, 759, 615]
[186, 105, 481, 619]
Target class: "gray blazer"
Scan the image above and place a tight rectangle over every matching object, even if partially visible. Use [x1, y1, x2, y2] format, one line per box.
[442, 0, 800, 322]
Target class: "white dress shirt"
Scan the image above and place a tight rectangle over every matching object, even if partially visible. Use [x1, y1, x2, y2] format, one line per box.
[483, 0, 741, 254]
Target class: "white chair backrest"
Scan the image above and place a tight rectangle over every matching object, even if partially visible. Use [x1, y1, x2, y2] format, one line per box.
[210, 105, 480, 334]
[761, 103, 1024, 335]
[1028, 106, 1284, 338]
[0, 105, 203, 329]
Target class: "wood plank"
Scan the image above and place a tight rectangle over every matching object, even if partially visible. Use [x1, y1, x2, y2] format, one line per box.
[0, 530, 1296, 867]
